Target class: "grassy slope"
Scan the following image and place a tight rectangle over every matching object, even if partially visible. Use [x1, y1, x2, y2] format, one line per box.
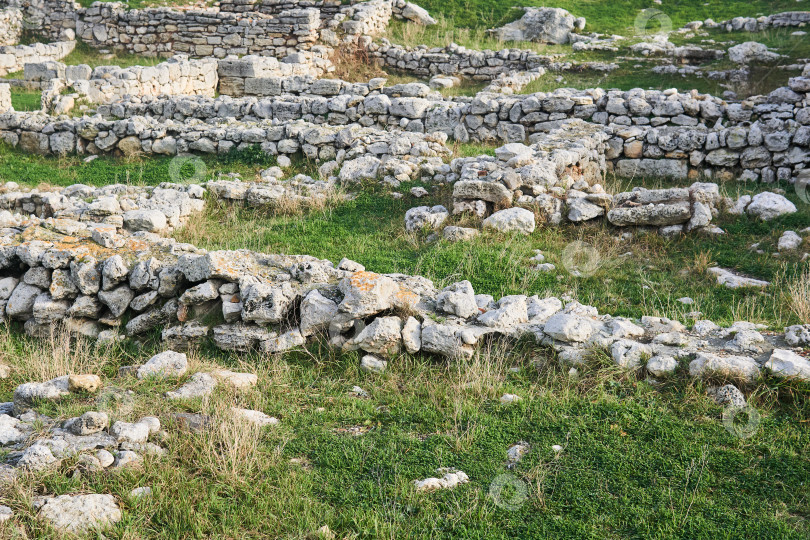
[415, 0, 802, 35]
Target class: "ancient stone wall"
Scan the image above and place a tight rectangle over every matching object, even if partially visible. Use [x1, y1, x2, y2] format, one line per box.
[216, 52, 332, 97]
[0, 112, 452, 163]
[20, 52, 333, 107]
[53, 74, 810, 183]
[0, 40, 74, 76]
[75, 3, 321, 58]
[365, 40, 616, 81]
[0, 0, 79, 41]
[0, 6, 23, 46]
[0, 175, 797, 366]
[220, 0, 344, 19]
[706, 11, 810, 32]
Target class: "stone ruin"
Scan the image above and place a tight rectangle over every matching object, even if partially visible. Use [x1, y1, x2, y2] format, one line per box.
[0, 0, 805, 349]
[0, 2, 808, 531]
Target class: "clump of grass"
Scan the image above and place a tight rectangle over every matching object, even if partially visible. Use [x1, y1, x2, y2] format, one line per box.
[786, 265, 810, 324]
[329, 44, 389, 83]
[0, 325, 108, 383]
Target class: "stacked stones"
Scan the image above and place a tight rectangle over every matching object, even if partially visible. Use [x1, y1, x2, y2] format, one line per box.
[448, 121, 607, 219]
[2, 68, 808, 182]
[222, 0, 344, 20]
[367, 40, 556, 81]
[76, 3, 321, 58]
[0, 181, 206, 232]
[69, 56, 219, 107]
[0, 210, 808, 386]
[339, 0, 392, 38]
[217, 52, 332, 97]
[0, 0, 79, 41]
[0, 41, 75, 77]
[0, 6, 22, 46]
[20, 51, 332, 109]
[701, 11, 810, 32]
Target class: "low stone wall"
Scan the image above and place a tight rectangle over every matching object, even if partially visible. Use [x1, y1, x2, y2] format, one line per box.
[0, 112, 452, 163]
[706, 11, 810, 32]
[67, 56, 219, 107]
[0, 40, 74, 76]
[216, 52, 332, 97]
[365, 40, 617, 81]
[0, 186, 805, 379]
[69, 74, 810, 183]
[221, 0, 344, 19]
[20, 52, 334, 109]
[0, 6, 22, 46]
[340, 0, 391, 37]
[367, 41, 552, 80]
[75, 3, 321, 58]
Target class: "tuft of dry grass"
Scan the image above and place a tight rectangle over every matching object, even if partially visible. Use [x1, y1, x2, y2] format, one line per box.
[0, 325, 109, 383]
[329, 44, 389, 83]
[786, 265, 810, 324]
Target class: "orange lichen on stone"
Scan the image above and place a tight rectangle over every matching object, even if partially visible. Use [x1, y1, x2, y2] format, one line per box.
[394, 287, 419, 307]
[348, 271, 383, 292]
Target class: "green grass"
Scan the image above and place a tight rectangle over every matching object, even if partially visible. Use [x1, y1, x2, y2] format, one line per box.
[9, 90, 41, 112]
[413, 0, 803, 36]
[2, 146, 806, 328]
[0, 144, 274, 188]
[1, 2, 809, 536]
[0, 326, 808, 538]
[176, 178, 809, 329]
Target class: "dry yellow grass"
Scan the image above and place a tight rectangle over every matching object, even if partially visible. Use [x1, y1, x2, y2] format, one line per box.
[0, 326, 109, 383]
[786, 265, 810, 324]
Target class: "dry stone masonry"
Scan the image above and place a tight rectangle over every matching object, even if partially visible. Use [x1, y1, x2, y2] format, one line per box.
[0, 196, 806, 388]
[0, 3, 809, 533]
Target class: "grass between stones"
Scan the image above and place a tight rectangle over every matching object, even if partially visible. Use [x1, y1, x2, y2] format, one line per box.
[0, 325, 808, 538]
[3, 146, 808, 328]
[8, 91, 41, 113]
[175, 177, 809, 329]
[1, 1, 809, 534]
[0, 144, 277, 188]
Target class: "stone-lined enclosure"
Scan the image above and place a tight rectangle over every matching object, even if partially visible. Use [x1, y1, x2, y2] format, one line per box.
[1, 1, 810, 536]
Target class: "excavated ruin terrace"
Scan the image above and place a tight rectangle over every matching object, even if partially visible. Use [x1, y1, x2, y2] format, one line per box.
[0, 0, 807, 537]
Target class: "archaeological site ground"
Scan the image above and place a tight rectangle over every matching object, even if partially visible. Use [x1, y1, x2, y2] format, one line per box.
[0, 0, 808, 537]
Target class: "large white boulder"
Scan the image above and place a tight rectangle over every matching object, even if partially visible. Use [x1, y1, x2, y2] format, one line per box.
[745, 192, 797, 221]
[37, 494, 122, 535]
[729, 42, 782, 64]
[689, 353, 761, 382]
[490, 7, 579, 44]
[765, 349, 810, 381]
[482, 208, 536, 235]
[137, 351, 188, 379]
